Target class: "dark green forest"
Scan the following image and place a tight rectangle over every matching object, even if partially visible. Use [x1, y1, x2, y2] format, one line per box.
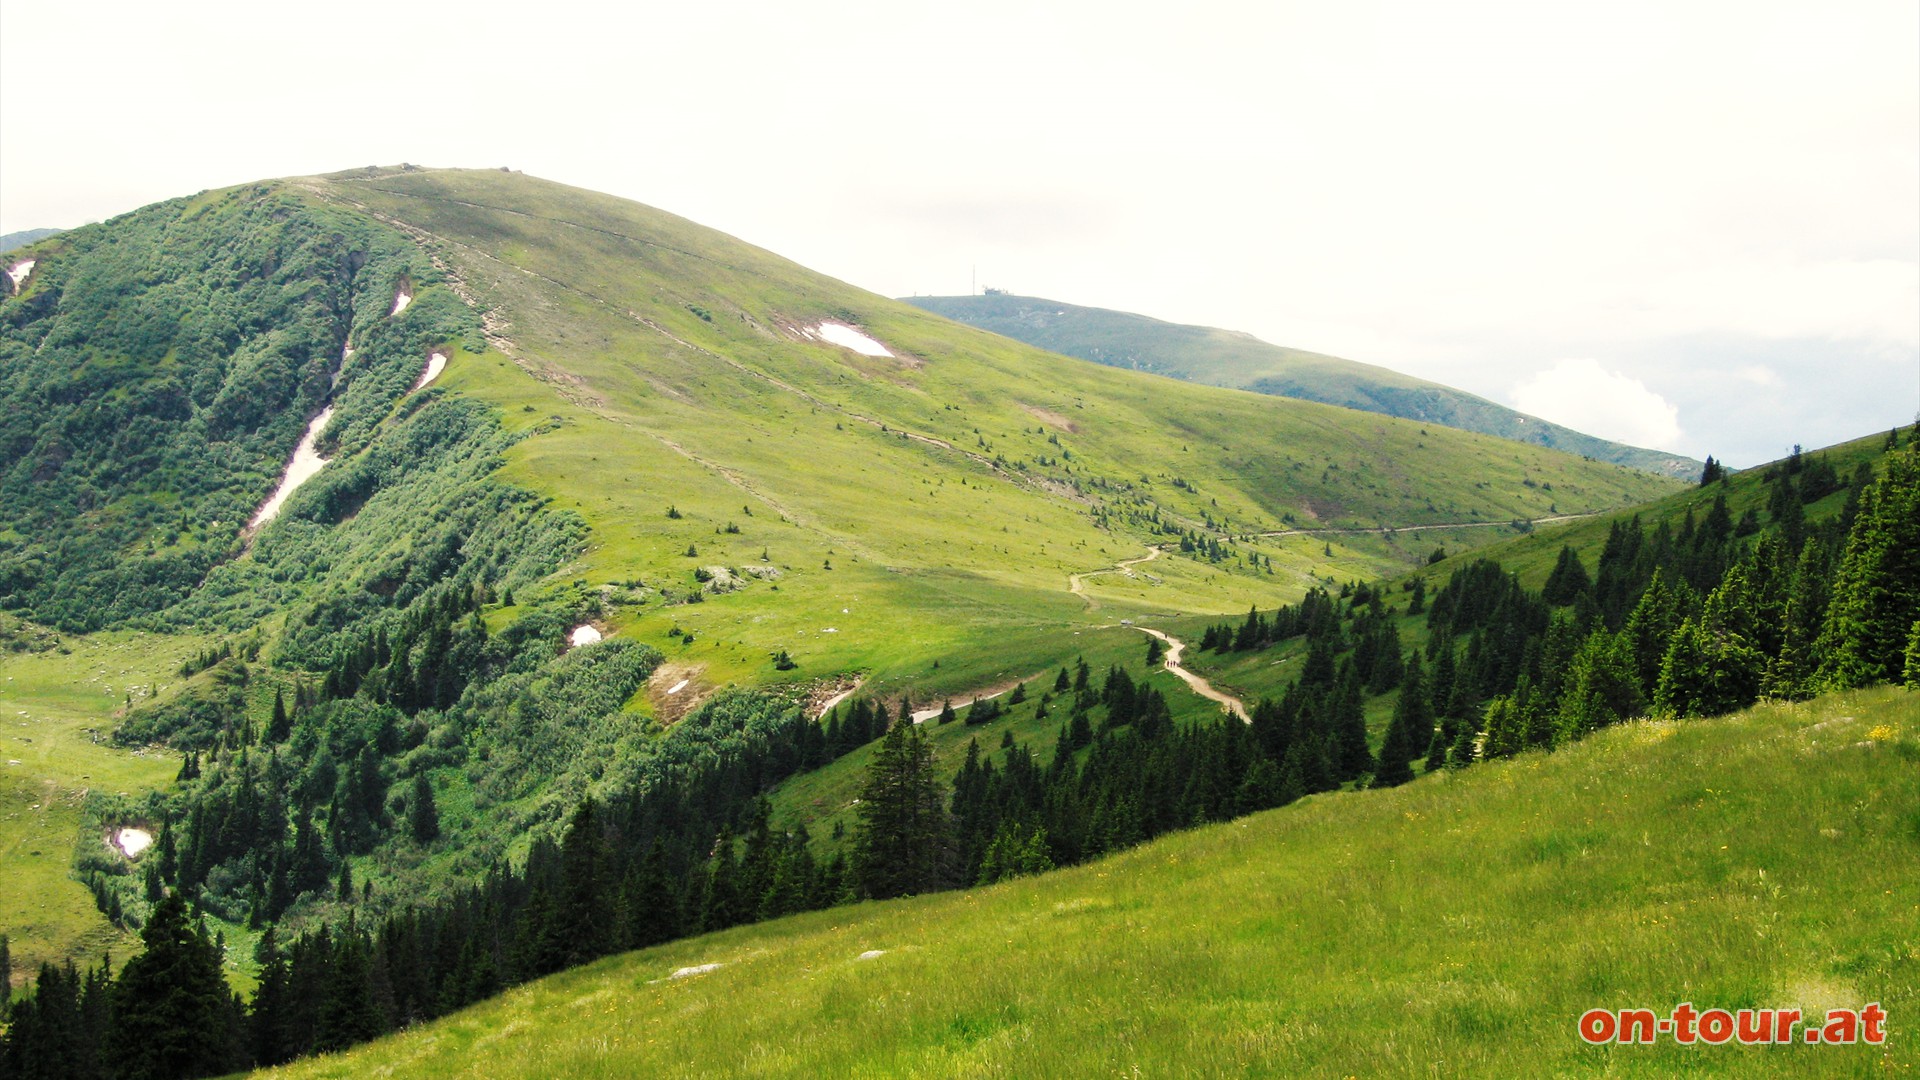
[0, 185, 495, 631]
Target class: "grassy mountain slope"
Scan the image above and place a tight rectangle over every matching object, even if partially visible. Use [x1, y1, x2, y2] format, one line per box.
[263, 686, 1918, 1078]
[0, 167, 1679, 977]
[290, 167, 1679, 693]
[907, 293, 1701, 480]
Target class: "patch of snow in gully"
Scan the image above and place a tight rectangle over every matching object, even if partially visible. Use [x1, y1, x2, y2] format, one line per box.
[414, 351, 447, 390]
[812, 322, 893, 357]
[249, 407, 335, 529]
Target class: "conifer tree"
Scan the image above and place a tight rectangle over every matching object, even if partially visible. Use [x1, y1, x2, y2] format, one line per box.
[1373, 655, 1428, 787]
[267, 688, 291, 742]
[1816, 447, 1920, 689]
[554, 799, 613, 966]
[110, 892, 239, 1079]
[1765, 538, 1833, 699]
[1542, 545, 1592, 606]
[1622, 570, 1689, 699]
[853, 720, 949, 898]
[1425, 715, 1455, 773]
[315, 916, 384, 1052]
[1556, 630, 1643, 740]
[250, 928, 293, 1067]
[1329, 671, 1374, 781]
[1446, 714, 1477, 768]
[1474, 687, 1520, 757]
[407, 773, 439, 844]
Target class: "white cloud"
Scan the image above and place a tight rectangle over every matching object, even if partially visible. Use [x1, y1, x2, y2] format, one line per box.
[1510, 359, 1683, 451]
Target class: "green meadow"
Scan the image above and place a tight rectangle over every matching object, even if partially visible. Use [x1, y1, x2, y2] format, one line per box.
[261, 686, 1920, 1078]
[0, 629, 204, 977]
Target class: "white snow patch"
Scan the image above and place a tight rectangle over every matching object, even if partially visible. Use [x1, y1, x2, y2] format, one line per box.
[413, 351, 447, 390]
[665, 678, 690, 695]
[812, 322, 893, 357]
[569, 624, 603, 648]
[113, 828, 153, 858]
[6, 760, 19, 766]
[821, 627, 838, 633]
[248, 406, 335, 529]
[857, 949, 886, 961]
[669, 962, 722, 980]
[390, 287, 412, 317]
[6, 260, 35, 294]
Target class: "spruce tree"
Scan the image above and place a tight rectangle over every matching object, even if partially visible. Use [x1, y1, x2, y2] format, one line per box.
[1474, 691, 1520, 753]
[1446, 713, 1477, 768]
[408, 773, 439, 843]
[1373, 655, 1428, 787]
[314, 916, 384, 1052]
[5, 961, 93, 1080]
[250, 928, 292, 1067]
[853, 719, 950, 898]
[1425, 716, 1455, 773]
[1816, 447, 1920, 689]
[267, 688, 290, 743]
[1542, 545, 1592, 606]
[1329, 671, 1374, 781]
[1556, 630, 1643, 740]
[554, 799, 612, 966]
[1765, 538, 1833, 699]
[110, 892, 238, 1079]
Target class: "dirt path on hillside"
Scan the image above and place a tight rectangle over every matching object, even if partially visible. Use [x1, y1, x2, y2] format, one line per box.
[1253, 511, 1602, 542]
[1135, 626, 1249, 722]
[1068, 546, 1163, 611]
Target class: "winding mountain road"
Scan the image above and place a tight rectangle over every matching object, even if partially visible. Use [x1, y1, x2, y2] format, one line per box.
[1068, 546, 1164, 611]
[1252, 511, 1602, 541]
[1135, 626, 1249, 722]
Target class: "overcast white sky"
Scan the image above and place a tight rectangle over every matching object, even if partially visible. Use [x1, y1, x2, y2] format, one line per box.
[3, 1, 1914, 466]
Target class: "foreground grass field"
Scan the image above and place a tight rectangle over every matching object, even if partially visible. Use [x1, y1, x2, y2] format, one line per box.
[263, 686, 1918, 1078]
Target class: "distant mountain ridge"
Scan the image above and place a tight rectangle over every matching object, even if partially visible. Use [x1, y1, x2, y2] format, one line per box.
[0, 227, 61, 253]
[905, 293, 1700, 480]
